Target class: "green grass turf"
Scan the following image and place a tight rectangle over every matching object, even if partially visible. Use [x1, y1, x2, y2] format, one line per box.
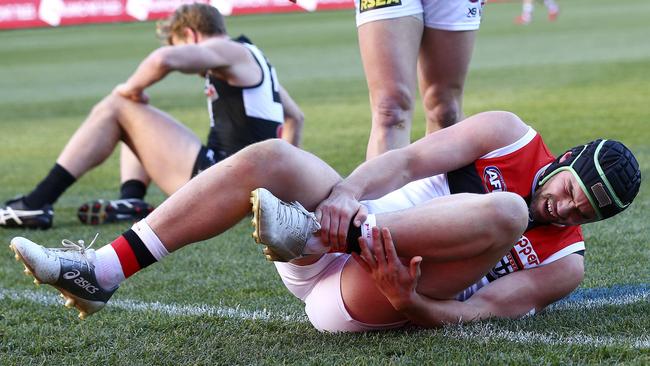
[1, 0, 649, 364]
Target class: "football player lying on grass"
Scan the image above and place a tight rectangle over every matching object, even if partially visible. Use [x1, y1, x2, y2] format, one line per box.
[9, 111, 640, 331]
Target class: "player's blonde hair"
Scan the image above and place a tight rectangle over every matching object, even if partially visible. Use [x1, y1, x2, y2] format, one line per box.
[156, 3, 227, 45]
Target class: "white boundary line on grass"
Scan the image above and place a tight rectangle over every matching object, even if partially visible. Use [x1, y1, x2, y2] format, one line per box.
[444, 323, 650, 349]
[0, 288, 306, 322]
[1, 286, 648, 349]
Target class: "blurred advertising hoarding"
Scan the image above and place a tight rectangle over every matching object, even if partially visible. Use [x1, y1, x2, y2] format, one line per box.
[0, 0, 354, 29]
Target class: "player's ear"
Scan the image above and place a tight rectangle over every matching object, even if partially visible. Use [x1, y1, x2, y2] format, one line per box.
[182, 27, 198, 44]
[558, 151, 572, 163]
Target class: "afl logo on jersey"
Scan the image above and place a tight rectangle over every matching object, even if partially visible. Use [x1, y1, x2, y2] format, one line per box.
[483, 166, 507, 192]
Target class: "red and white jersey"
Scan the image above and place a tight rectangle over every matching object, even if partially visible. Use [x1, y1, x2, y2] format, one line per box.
[451, 127, 585, 300]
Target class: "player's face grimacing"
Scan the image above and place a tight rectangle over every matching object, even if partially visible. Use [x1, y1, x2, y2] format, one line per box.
[530, 171, 596, 226]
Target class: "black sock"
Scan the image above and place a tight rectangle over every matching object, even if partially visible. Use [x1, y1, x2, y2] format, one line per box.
[346, 223, 362, 254]
[120, 179, 148, 200]
[23, 164, 76, 208]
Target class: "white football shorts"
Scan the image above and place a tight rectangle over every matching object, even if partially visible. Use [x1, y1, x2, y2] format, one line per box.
[354, 0, 485, 31]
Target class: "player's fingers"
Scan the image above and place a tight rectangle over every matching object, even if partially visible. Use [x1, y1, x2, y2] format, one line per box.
[353, 205, 368, 227]
[372, 227, 387, 268]
[381, 227, 399, 266]
[328, 215, 341, 251]
[318, 208, 331, 244]
[410, 256, 423, 281]
[337, 213, 351, 250]
[314, 206, 323, 223]
[358, 237, 377, 269]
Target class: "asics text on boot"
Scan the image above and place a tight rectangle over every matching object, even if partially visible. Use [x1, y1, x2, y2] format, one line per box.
[250, 188, 320, 262]
[9, 236, 117, 319]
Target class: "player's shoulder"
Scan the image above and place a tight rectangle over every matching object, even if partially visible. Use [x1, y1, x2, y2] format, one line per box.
[463, 111, 532, 154]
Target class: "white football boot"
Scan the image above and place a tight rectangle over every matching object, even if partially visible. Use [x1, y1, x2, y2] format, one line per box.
[9, 235, 117, 319]
[250, 188, 321, 262]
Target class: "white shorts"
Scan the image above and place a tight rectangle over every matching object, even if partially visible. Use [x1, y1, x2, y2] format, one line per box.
[275, 254, 408, 332]
[274, 175, 449, 332]
[354, 0, 484, 30]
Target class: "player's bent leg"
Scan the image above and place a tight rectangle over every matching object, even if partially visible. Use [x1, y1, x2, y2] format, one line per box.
[145, 139, 342, 252]
[376, 192, 528, 297]
[57, 94, 201, 195]
[358, 16, 423, 158]
[418, 28, 476, 132]
[9, 236, 117, 319]
[377, 192, 528, 261]
[9, 140, 340, 318]
[340, 192, 529, 322]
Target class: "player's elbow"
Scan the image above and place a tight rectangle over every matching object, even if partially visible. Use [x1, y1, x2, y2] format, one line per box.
[285, 109, 305, 131]
[149, 47, 176, 73]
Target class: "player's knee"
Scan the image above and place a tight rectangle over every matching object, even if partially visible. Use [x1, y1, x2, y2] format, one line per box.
[89, 94, 123, 121]
[428, 103, 460, 129]
[247, 139, 294, 171]
[422, 85, 462, 129]
[372, 90, 414, 130]
[486, 192, 528, 242]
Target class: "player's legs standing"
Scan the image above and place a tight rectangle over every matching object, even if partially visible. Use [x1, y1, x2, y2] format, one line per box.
[355, 0, 424, 159]
[417, 0, 481, 133]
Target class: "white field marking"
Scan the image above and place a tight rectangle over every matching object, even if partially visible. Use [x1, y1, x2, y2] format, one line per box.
[1, 286, 648, 349]
[0, 288, 306, 322]
[550, 290, 649, 311]
[443, 323, 650, 349]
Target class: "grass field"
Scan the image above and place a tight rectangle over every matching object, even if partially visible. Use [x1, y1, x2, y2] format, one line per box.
[1, 0, 649, 364]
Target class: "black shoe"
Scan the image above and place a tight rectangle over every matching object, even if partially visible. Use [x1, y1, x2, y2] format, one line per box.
[77, 198, 154, 225]
[0, 196, 53, 229]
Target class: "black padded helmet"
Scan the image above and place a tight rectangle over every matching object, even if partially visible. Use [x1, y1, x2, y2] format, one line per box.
[538, 139, 641, 221]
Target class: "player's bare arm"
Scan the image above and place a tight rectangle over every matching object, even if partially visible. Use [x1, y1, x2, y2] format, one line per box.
[316, 111, 531, 248]
[115, 38, 259, 103]
[278, 85, 304, 147]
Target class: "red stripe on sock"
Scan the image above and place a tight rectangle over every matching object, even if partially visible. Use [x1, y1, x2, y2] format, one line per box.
[111, 235, 140, 278]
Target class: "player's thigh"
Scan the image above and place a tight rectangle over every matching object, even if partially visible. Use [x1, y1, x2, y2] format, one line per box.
[418, 0, 481, 90]
[116, 101, 201, 195]
[358, 16, 423, 102]
[418, 28, 476, 97]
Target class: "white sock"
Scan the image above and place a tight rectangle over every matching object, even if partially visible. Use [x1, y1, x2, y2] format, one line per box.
[94, 220, 169, 290]
[132, 219, 170, 261]
[95, 245, 125, 290]
[359, 214, 377, 252]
